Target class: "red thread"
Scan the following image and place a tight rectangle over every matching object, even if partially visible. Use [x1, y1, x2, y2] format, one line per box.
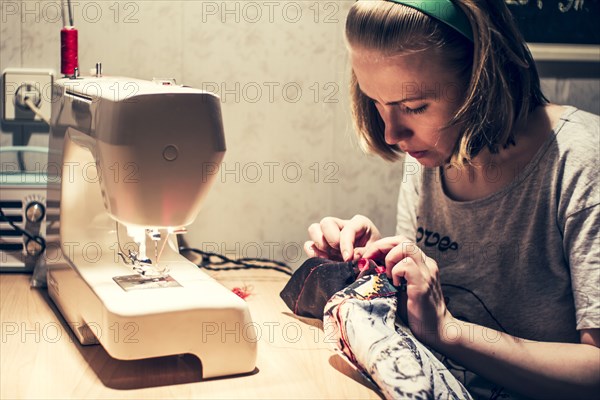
[61, 27, 78, 76]
[357, 258, 386, 277]
[357, 258, 369, 272]
[232, 286, 252, 300]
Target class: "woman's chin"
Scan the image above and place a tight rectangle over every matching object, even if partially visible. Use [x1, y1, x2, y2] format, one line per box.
[415, 156, 444, 169]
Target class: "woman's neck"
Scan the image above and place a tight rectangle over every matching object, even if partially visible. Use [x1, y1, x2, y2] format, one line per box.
[441, 104, 565, 202]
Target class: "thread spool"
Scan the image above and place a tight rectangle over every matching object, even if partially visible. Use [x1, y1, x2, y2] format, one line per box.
[61, 27, 78, 76]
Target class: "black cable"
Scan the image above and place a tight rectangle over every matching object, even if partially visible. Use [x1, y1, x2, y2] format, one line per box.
[439, 284, 508, 398]
[180, 247, 293, 276]
[0, 207, 46, 252]
[441, 283, 508, 333]
[17, 149, 26, 171]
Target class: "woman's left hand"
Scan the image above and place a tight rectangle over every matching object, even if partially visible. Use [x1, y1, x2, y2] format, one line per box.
[361, 236, 454, 346]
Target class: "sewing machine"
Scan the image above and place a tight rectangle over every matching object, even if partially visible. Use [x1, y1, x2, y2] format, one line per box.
[45, 74, 257, 378]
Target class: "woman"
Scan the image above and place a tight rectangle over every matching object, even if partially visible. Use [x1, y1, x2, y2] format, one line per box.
[304, 0, 599, 398]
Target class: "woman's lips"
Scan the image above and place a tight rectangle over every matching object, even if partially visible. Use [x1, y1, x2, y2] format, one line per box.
[407, 150, 427, 159]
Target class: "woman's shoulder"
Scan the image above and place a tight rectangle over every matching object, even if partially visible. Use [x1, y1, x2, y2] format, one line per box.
[549, 105, 599, 215]
[553, 105, 599, 145]
[550, 105, 598, 165]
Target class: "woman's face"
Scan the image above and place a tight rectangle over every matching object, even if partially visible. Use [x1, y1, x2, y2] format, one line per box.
[350, 46, 467, 167]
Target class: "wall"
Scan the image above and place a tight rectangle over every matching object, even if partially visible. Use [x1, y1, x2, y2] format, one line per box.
[1, 1, 598, 269]
[1, 1, 402, 269]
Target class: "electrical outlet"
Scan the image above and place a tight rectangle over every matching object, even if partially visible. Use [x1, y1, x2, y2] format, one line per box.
[2, 68, 54, 124]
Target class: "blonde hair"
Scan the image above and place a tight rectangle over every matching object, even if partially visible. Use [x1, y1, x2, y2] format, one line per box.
[346, 0, 547, 164]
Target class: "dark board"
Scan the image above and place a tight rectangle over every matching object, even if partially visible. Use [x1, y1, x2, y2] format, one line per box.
[505, 0, 600, 44]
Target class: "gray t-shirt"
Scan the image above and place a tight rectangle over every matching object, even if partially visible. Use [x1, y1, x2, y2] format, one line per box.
[395, 106, 599, 399]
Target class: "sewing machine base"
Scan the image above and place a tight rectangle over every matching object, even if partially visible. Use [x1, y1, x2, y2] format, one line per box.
[47, 256, 257, 379]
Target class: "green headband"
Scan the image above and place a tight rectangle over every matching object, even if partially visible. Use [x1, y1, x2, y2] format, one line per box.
[387, 0, 474, 42]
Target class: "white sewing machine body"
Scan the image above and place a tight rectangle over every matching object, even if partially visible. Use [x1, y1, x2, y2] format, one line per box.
[46, 76, 256, 379]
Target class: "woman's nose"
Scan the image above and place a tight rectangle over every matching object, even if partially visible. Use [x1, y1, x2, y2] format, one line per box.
[381, 108, 412, 145]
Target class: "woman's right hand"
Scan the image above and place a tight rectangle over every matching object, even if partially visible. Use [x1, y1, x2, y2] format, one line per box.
[304, 215, 381, 262]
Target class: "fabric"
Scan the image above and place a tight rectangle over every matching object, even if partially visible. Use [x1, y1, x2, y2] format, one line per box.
[279, 257, 358, 319]
[395, 106, 600, 398]
[324, 272, 473, 400]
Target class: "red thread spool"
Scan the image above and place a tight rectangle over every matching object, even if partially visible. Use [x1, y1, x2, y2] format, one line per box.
[61, 27, 78, 76]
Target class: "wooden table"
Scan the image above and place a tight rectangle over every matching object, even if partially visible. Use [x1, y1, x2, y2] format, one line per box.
[0, 268, 381, 399]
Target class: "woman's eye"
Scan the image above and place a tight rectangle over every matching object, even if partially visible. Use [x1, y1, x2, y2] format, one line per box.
[403, 104, 428, 115]
[371, 99, 428, 115]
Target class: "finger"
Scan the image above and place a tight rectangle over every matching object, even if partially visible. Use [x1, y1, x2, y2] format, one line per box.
[304, 239, 335, 259]
[339, 229, 356, 261]
[339, 215, 372, 261]
[385, 240, 427, 275]
[361, 236, 425, 277]
[307, 222, 332, 253]
[304, 241, 334, 260]
[361, 236, 405, 263]
[303, 241, 316, 257]
[390, 257, 425, 288]
[351, 214, 381, 245]
[353, 246, 366, 261]
[320, 217, 345, 250]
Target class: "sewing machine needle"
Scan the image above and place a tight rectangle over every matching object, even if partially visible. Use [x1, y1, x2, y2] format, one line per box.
[156, 232, 170, 266]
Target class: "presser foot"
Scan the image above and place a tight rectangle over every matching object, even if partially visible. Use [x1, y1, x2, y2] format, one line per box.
[117, 249, 170, 277]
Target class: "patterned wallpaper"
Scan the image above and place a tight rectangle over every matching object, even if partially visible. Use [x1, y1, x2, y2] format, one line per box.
[1, 1, 597, 269]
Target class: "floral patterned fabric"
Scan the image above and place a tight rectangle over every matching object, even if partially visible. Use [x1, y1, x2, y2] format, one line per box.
[324, 272, 473, 400]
